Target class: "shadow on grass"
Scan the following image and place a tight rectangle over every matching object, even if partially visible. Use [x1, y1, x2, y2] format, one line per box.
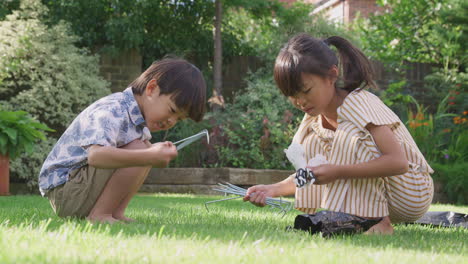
[1, 194, 467, 254]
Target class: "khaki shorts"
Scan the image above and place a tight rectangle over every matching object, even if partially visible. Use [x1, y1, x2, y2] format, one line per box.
[46, 166, 116, 218]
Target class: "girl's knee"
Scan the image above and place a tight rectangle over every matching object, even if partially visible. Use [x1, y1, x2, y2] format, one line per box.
[389, 204, 430, 223]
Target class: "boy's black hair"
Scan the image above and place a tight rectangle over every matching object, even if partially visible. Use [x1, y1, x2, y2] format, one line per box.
[274, 33, 375, 97]
[130, 58, 207, 122]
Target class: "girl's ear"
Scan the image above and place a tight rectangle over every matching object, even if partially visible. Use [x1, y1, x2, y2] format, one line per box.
[145, 79, 160, 96]
[328, 65, 339, 85]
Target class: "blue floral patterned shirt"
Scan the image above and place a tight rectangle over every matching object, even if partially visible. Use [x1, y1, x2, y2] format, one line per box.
[38, 87, 151, 196]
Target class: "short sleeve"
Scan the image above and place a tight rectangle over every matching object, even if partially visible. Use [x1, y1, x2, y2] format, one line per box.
[338, 90, 401, 131]
[77, 103, 127, 149]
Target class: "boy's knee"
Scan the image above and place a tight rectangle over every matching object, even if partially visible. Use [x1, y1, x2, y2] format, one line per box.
[122, 139, 151, 150]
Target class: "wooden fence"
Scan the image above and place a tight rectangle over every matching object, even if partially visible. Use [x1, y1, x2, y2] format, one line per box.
[99, 50, 433, 103]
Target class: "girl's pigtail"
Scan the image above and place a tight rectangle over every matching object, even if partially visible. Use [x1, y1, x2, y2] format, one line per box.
[324, 36, 375, 91]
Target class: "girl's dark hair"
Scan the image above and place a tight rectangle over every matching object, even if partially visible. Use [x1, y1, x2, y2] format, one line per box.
[274, 33, 375, 96]
[130, 58, 206, 122]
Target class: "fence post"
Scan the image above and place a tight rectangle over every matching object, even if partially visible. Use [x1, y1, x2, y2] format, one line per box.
[0, 154, 9, 196]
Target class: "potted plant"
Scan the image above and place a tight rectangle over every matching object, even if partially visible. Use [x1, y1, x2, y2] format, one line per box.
[0, 110, 53, 195]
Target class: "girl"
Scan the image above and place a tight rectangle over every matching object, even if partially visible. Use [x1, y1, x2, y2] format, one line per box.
[243, 34, 434, 234]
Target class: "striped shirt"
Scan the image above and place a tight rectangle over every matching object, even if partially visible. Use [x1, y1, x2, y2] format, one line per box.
[292, 89, 433, 221]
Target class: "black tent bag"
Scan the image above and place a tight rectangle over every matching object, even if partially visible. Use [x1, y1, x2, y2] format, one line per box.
[410, 211, 467, 228]
[292, 211, 467, 237]
[293, 210, 382, 237]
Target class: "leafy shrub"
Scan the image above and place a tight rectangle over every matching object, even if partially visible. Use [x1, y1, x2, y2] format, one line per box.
[405, 95, 456, 163]
[0, 0, 110, 186]
[432, 163, 468, 204]
[10, 137, 56, 188]
[403, 68, 467, 165]
[211, 69, 302, 169]
[0, 0, 110, 135]
[417, 69, 468, 113]
[0, 110, 53, 159]
[373, 79, 412, 117]
[0, 0, 19, 20]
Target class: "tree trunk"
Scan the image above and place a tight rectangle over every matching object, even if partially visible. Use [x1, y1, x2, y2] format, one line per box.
[0, 154, 10, 196]
[210, 0, 224, 111]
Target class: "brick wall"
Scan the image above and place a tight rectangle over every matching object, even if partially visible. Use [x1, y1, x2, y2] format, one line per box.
[310, 0, 386, 23]
[348, 0, 386, 21]
[325, 1, 346, 23]
[99, 49, 142, 93]
[279, 0, 322, 4]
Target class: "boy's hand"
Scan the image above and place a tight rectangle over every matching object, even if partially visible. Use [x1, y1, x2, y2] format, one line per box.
[307, 164, 340, 185]
[149, 141, 178, 168]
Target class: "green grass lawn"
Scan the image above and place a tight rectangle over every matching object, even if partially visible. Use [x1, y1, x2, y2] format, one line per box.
[0, 194, 466, 263]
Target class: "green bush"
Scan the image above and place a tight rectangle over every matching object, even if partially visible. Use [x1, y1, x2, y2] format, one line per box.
[0, 0, 110, 186]
[0, 110, 53, 159]
[0, 0, 19, 20]
[416, 69, 468, 113]
[432, 163, 468, 204]
[10, 137, 56, 188]
[0, 0, 110, 134]
[212, 69, 302, 169]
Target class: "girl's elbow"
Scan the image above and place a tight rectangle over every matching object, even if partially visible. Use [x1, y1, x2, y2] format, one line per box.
[397, 158, 409, 174]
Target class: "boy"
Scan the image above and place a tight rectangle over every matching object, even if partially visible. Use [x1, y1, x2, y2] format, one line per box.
[39, 58, 206, 223]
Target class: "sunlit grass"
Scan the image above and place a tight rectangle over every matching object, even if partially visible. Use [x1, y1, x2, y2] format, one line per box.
[0, 194, 466, 263]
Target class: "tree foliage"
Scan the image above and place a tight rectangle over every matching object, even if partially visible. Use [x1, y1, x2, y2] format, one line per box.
[40, 0, 284, 68]
[0, 1, 110, 134]
[41, 0, 211, 66]
[0, 0, 20, 20]
[359, 0, 466, 70]
[0, 0, 110, 185]
[38, 0, 341, 69]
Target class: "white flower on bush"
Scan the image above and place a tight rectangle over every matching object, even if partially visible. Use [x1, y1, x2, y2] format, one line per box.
[389, 38, 400, 48]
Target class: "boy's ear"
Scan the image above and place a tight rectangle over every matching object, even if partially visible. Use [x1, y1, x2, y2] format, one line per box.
[145, 79, 160, 96]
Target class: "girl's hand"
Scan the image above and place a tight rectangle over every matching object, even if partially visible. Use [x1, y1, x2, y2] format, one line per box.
[307, 164, 341, 185]
[243, 184, 277, 207]
[149, 141, 178, 168]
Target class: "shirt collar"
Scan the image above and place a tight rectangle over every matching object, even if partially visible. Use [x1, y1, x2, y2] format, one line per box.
[122, 87, 146, 126]
[308, 114, 334, 141]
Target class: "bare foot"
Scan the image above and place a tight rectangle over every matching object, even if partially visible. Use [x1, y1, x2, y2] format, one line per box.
[113, 215, 136, 223]
[365, 216, 394, 235]
[86, 214, 120, 224]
